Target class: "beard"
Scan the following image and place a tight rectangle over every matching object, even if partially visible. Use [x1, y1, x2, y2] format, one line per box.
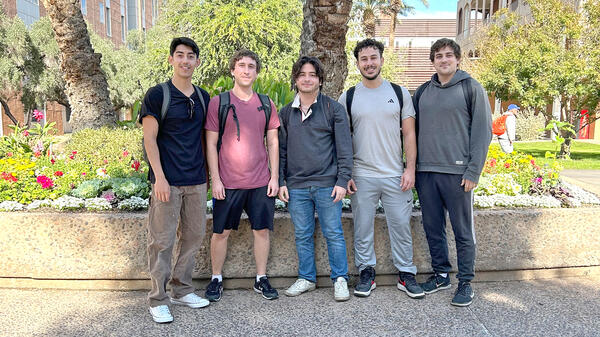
[360, 67, 381, 81]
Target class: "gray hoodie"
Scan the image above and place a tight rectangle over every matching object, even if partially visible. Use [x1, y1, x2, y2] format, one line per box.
[414, 70, 492, 183]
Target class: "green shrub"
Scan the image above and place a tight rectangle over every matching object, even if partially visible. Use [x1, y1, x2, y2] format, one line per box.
[203, 75, 294, 110]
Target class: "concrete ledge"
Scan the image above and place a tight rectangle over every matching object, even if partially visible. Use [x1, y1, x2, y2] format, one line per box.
[1, 208, 599, 289]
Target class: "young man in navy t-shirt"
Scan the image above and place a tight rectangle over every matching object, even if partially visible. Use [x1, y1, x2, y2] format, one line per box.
[140, 37, 211, 324]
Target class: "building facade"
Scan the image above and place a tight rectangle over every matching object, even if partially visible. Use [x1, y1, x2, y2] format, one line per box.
[372, 17, 457, 91]
[0, 0, 158, 136]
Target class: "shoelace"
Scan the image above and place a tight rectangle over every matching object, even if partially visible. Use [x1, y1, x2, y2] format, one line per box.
[260, 279, 274, 292]
[156, 306, 170, 315]
[457, 282, 471, 296]
[402, 274, 418, 287]
[208, 279, 220, 291]
[359, 269, 373, 284]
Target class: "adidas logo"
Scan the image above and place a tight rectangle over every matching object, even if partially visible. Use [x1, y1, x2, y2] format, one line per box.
[388, 99, 394, 103]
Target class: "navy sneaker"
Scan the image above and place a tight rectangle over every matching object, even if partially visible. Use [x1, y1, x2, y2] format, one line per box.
[420, 273, 451, 294]
[354, 266, 376, 297]
[254, 276, 279, 300]
[397, 272, 425, 299]
[451, 281, 474, 307]
[205, 278, 223, 302]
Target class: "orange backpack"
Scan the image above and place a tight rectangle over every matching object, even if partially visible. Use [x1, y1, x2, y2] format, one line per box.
[492, 115, 509, 136]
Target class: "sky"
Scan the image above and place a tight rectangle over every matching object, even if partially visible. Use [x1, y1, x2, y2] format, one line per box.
[404, 0, 457, 19]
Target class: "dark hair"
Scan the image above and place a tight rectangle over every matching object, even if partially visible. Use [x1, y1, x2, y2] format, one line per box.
[228, 49, 262, 74]
[169, 37, 199, 58]
[353, 38, 385, 59]
[290, 56, 325, 91]
[430, 38, 461, 62]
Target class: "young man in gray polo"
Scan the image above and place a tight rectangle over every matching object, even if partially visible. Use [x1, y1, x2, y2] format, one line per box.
[339, 38, 424, 299]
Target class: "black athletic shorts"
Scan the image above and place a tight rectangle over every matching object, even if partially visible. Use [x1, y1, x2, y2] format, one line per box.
[212, 185, 275, 233]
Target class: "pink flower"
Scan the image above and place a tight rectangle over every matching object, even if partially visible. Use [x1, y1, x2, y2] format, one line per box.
[69, 154, 74, 160]
[81, 172, 86, 176]
[131, 160, 141, 171]
[54, 171, 63, 177]
[22, 130, 30, 137]
[50, 158, 56, 164]
[530, 159, 535, 165]
[32, 109, 44, 121]
[6, 152, 13, 157]
[122, 150, 129, 157]
[103, 159, 108, 164]
[1, 172, 17, 182]
[36, 175, 54, 189]
[489, 158, 497, 167]
[504, 163, 511, 168]
[535, 177, 543, 184]
[72, 151, 77, 155]
[33, 151, 41, 157]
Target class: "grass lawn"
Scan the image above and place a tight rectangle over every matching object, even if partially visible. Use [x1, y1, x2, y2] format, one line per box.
[510, 141, 600, 170]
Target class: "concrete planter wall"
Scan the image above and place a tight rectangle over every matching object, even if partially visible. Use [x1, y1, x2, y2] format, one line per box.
[1, 208, 599, 284]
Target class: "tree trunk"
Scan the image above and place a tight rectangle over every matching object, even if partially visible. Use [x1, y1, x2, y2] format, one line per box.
[300, 0, 352, 98]
[42, 0, 115, 132]
[363, 10, 376, 38]
[388, 11, 398, 48]
[0, 98, 19, 126]
[559, 136, 572, 159]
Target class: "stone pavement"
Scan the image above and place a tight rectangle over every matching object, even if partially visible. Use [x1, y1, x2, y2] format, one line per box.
[561, 170, 600, 197]
[1, 276, 599, 337]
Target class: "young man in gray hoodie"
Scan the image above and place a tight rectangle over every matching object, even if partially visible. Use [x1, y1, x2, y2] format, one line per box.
[412, 38, 492, 307]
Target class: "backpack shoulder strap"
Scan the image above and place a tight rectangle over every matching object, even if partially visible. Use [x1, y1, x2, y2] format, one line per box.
[345, 86, 355, 133]
[257, 93, 272, 135]
[390, 82, 404, 111]
[217, 92, 231, 152]
[413, 80, 431, 139]
[159, 82, 170, 124]
[461, 78, 473, 117]
[193, 85, 207, 128]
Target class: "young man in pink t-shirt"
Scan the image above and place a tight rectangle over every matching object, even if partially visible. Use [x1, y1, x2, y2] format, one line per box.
[204, 50, 280, 301]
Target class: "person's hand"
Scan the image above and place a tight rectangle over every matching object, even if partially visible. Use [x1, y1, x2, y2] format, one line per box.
[461, 178, 477, 192]
[212, 178, 226, 200]
[346, 179, 357, 196]
[267, 178, 279, 197]
[331, 186, 347, 203]
[400, 169, 415, 191]
[154, 177, 170, 202]
[278, 186, 289, 202]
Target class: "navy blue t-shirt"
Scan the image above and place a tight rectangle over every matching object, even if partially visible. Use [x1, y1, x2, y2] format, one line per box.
[139, 80, 210, 186]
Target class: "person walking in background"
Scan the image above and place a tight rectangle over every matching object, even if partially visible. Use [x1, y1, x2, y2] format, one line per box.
[496, 104, 519, 153]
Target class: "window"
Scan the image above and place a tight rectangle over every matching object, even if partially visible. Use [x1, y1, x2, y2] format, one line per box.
[99, 2, 105, 24]
[16, 0, 40, 26]
[141, 0, 146, 29]
[106, 0, 112, 36]
[127, 0, 138, 30]
[81, 0, 87, 15]
[151, 0, 158, 25]
[121, 16, 126, 41]
[106, 1, 112, 36]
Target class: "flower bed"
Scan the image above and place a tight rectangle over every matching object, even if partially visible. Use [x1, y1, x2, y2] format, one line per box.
[0, 126, 598, 212]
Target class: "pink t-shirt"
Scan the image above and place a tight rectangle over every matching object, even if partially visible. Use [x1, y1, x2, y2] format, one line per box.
[205, 92, 279, 189]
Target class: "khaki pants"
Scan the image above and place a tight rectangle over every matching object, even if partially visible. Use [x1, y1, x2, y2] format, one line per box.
[147, 184, 207, 307]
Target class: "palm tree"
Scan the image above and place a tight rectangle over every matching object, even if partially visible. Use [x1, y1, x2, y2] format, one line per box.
[353, 0, 386, 38]
[42, 0, 115, 131]
[387, 0, 428, 49]
[300, 0, 353, 98]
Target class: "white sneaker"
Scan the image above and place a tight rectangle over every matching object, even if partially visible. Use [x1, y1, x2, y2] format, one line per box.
[334, 277, 350, 302]
[170, 292, 210, 308]
[284, 278, 316, 297]
[149, 305, 173, 324]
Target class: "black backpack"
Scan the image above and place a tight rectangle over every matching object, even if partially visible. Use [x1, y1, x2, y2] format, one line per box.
[141, 82, 207, 164]
[412, 78, 473, 137]
[216, 91, 272, 152]
[345, 82, 405, 139]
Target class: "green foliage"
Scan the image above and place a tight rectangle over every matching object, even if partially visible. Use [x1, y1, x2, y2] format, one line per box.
[71, 179, 106, 199]
[512, 109, 546, 141]
[470, 0, 600, 140]
[513, 141, 600, 170]
[204, 75, 295, 110]
[152, 0, 302, 86]
[0, 121, 56, 157]
[541, 119, 575, 150]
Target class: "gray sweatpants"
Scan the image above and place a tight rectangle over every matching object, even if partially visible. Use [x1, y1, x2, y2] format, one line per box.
[351, 176, 417, 274]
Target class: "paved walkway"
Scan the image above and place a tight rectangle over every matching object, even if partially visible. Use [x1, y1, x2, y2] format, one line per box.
[561, 170, 600, 196]
[1, 276, 598, 337]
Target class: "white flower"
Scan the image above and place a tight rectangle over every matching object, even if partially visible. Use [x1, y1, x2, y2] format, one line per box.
[206, 199, 213, 212]
[0, 201, 25, 211]
[26, 199, 53, 210]
[85, 197, 112, 211]
[52, 196, 85, 210]
[96, 167, 108, 178]
[275, 198, 287, 211]
[561, 180, 600, 205]
[117, 197, 149, 211]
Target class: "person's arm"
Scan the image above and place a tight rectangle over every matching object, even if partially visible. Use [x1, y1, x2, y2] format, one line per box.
[332, 100, 353, 202]
[463, 82, 493, 191]
[205, 130, 225, 200]
[401, 117, 416, 191]
[507, 115, 517, 143]
[266, 128, 279, 197]
[278, 108, 289, 202]
[142, 116, 170, 202]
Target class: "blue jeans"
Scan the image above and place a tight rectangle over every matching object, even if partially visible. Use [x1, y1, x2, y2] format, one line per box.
[288, 186, 349, 282]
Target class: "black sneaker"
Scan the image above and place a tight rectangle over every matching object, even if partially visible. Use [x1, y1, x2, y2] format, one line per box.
[205, 278, 223, 302]
[397, 272, 425, 299]
[254, 276, 279, 300]
[354, 266, 376, 297]
[420, 273, 451, 294]
[451, 281, 474, 307]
